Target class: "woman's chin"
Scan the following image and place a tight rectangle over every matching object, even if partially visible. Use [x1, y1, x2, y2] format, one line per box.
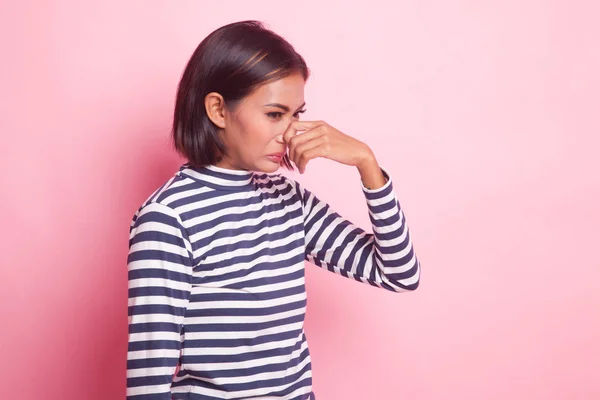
[253, 159, 281, 174]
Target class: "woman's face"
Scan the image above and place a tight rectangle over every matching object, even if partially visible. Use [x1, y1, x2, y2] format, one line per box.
[218, 72, 306, 172]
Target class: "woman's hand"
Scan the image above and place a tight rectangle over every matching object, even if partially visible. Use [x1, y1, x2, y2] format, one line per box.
[282, 120, 375, 174]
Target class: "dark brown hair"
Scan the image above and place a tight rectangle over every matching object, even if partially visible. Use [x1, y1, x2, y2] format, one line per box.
[172, 20, 310, 170]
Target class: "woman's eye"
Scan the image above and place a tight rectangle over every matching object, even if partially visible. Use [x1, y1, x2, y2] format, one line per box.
[267, 112, 283, 119]
[267, 109, 306, 120]
[293, 110, 307, 119]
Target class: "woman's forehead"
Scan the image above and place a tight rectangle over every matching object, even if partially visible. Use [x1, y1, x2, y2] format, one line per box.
[248, 74, 305, 107]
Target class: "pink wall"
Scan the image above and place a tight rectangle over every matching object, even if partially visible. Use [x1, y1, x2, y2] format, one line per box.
[2, 1, 599, 399]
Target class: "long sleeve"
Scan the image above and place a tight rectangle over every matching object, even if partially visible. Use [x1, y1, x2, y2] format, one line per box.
[126, 202, 194, 399]
[296, 167, 420, 292]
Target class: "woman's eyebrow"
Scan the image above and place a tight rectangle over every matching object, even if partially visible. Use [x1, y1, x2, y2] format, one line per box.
[263, 102, 306, 112]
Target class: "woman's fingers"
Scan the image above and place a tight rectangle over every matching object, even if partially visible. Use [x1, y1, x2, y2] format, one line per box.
[282, 120, 325, 145]
[292, 135, 330, 173]
[288, 127, 324, 162]
[283, 119, 372, 170]
[296, 146, 326, 173]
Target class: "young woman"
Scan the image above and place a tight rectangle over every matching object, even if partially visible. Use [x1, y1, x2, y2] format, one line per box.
[127, 20, 421, 400]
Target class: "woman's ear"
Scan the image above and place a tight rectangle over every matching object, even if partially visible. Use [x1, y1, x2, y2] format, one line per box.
[204, 92, 227, 129]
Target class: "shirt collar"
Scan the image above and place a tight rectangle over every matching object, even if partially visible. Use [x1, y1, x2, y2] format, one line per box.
[179, 163, 255, 191]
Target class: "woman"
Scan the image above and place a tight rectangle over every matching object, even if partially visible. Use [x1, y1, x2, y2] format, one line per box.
[127, 20, 421, 400]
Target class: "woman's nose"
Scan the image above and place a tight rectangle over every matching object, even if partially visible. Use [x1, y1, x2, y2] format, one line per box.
[275, 134, 285, 144]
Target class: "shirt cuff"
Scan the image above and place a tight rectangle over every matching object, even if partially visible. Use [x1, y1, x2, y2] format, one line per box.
[361, 166, 393, 194]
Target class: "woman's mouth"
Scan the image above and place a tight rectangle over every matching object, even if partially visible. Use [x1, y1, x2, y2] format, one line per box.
[266, 152, 285, 163]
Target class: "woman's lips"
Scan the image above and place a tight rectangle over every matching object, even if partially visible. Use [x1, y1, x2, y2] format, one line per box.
[266, 152, 285, 163]
[266, 154, 283, 162]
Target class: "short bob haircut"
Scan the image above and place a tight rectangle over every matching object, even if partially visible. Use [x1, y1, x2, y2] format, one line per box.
[172, 20, 310, 170]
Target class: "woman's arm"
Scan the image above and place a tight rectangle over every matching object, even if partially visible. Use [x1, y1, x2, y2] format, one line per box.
[126, 202, 193, 399]
[295, 164, 420, 292]
[283, 120, 421, 291]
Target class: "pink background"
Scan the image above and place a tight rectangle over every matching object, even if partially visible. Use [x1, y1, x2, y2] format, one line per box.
[2, 1, 599, 399]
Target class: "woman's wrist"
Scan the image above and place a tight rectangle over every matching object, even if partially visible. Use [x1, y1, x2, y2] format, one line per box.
[356, 148, 387, 190]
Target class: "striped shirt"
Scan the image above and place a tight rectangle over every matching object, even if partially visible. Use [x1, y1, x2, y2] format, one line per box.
[126, 163, 421, 399]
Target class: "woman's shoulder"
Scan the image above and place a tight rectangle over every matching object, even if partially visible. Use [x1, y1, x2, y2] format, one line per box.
[130, 171, 191, 221]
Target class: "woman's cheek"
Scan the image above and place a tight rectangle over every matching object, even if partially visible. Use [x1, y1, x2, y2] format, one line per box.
[245, 119, 269, 144]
